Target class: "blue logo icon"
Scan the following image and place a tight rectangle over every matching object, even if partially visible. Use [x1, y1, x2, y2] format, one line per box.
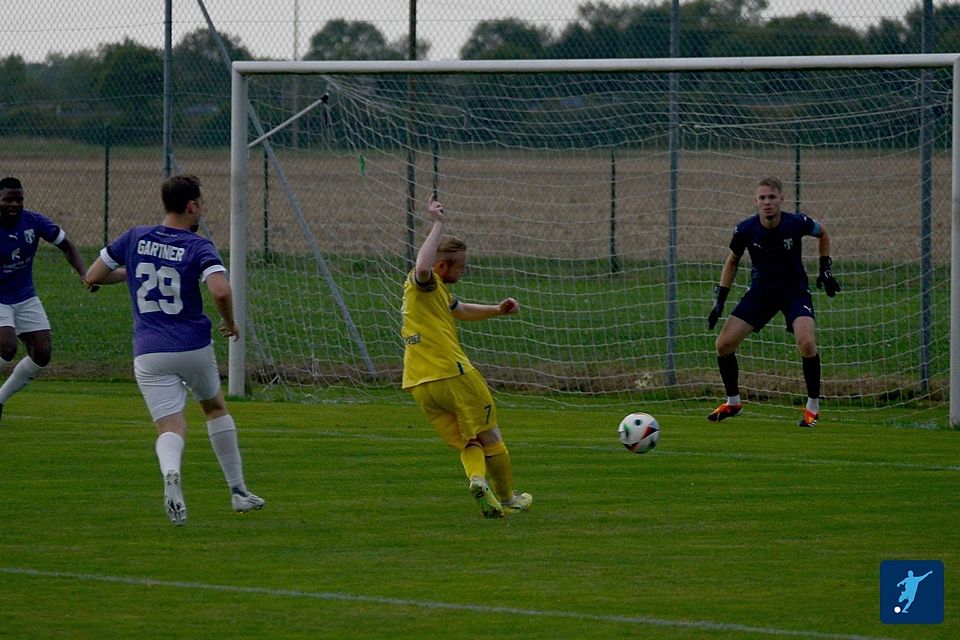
[880, 560, 944, 624]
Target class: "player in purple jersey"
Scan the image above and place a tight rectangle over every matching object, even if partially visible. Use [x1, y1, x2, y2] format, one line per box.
[0, 177, 92, 423]
[706, 176, 840, 428]
[84, 174, 263, 525]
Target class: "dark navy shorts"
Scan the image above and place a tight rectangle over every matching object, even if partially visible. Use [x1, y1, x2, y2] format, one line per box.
[730, 285, 815, 333]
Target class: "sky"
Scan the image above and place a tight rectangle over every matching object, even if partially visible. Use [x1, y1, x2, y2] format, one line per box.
[1, 0, 926, 64]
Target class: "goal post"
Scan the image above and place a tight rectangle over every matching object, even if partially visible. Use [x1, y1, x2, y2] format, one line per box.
[229, 54, 960, 425]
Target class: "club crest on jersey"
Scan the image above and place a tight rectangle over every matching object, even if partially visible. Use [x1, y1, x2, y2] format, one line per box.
[783, 238, 793, 250]
[24, 229, 34, 244]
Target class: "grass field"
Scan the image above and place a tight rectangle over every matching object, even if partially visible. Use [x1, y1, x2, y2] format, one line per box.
[0, 381, 956, 639]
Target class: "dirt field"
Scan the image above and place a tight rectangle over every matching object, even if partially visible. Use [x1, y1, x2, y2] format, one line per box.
[3, 142, 953, 265]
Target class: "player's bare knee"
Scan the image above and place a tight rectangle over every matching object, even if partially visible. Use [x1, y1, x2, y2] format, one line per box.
[0, 345, 16, 362]
[798, 341, 817, 358]
[715, 337, 736, 357]
[30, 349, 51, 367]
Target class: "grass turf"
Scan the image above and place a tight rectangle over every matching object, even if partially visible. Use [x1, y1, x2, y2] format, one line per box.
[0, 381, 956, 639]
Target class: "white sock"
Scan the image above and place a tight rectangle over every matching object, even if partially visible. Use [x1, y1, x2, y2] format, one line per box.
[0, 356, 43, 404]
[155, 431, 185, 476]
[207, 414, 245, 491]
[806, 397, 820, 413]
[727, 395, 741, 406]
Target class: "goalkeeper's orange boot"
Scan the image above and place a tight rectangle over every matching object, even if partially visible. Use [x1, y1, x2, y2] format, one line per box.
[798, 409, 819, 428]
[707, 403, 743, 422]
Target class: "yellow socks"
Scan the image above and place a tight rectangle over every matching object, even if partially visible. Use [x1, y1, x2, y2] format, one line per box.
[483, 440, 514, 501]
[459, 443, 486, 479]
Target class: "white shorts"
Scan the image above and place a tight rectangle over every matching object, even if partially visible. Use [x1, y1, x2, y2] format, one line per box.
[134, 344, 221, 421]
[0, 297, 51, 334]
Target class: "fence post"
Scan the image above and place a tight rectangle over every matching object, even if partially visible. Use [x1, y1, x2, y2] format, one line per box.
[103, 123, 110, 247]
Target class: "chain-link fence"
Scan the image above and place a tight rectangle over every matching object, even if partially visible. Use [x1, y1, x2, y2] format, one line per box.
[1, 1, 951, 247]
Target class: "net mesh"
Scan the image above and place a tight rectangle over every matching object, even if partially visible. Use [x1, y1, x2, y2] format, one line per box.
[240, 66, 952, 424]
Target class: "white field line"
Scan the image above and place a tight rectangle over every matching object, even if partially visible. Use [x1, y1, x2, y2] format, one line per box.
[0, 566, 896, 640]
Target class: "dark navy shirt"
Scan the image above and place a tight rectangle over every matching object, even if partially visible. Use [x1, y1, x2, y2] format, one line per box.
[729, 212, 822, 290]
[0, 210, 64, 304]
[101, 225, 225, 356]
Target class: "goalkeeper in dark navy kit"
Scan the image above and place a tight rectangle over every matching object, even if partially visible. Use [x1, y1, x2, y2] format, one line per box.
[706, 176, 840, 428]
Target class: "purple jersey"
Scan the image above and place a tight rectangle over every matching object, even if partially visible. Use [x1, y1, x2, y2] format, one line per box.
[101, 225, 225, 356]
[0, 210, 64, 304]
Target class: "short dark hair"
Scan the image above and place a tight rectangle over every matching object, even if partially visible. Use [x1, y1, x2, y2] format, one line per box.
[161, 174, 202, 214]
[0, 177, 23, 191]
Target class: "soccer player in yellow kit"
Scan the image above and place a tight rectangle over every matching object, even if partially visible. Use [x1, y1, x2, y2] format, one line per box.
[402, 196, 532, 518]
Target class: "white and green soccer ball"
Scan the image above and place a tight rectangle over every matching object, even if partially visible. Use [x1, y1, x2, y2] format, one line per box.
[617, 412, 660, 454]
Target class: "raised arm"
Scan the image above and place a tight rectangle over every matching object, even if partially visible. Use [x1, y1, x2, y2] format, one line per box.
[415, 196, 446, 283]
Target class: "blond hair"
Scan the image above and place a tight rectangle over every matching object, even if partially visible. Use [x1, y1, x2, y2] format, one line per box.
[758, 176, 783, 193]
[437, 235, 466, 256]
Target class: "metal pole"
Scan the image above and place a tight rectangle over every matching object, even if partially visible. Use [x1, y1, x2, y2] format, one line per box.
[404, 0, 418, 271]
[919, 0, 934, 393]
[794, 123, 802, 211]
[610, 147, 620, 274]
[950, 59, 960, 426]
[103, 124, 110, 247]
[163, 0, 173, 177]
[291, 0, 300, 149]
[263, 147, 269, 257]
[665, 0, 680, 387]
[229, 69, 250, 396]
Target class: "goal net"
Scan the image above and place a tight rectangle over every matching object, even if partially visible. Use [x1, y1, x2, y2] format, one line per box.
[231, 56, 958, 425]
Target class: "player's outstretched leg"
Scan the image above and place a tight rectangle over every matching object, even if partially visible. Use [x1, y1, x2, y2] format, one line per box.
[163, 470, 187, 526]
[483, 440, 532, 514]
[469, 476, 504, 518]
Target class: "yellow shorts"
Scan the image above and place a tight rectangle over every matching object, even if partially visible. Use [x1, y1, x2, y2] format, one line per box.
[409, 368, 498, 450]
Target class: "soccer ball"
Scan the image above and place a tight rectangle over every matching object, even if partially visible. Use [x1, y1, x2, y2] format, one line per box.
[618, 412, 660, 454]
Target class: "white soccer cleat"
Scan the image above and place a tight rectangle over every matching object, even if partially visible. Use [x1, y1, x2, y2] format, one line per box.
[469, 476, 504, 519]
[163, 470, 187, 526]
[502, 491, 533, 513]
[231, 487, 265, 513]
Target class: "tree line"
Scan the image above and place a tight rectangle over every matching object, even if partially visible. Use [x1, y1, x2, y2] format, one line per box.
[2, 0, 959, 147]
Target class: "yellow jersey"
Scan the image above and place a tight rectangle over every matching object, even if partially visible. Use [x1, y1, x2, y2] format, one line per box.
[401, 269, 473, 389]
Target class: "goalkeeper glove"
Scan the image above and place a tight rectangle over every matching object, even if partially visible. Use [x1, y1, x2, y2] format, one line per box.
[816, 256, 840, 297]
[707, 285, 729, 330]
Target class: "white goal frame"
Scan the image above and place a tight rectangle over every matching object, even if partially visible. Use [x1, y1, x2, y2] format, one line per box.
[230, 54, 960, 424]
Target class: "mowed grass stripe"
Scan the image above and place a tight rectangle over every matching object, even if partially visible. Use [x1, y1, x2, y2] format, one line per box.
[0, 567, 897, 640]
